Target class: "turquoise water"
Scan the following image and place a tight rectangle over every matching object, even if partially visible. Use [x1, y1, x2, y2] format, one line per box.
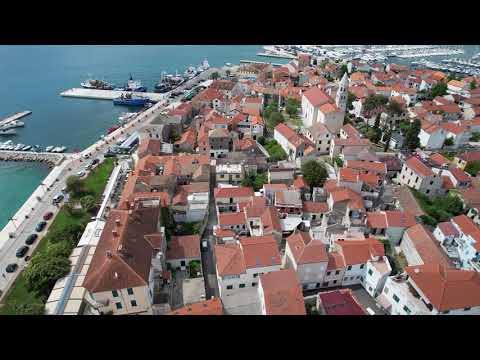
[0, 45, 276, 229]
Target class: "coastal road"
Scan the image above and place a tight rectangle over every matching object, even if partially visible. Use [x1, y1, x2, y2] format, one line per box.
[0, 97, 170, 298]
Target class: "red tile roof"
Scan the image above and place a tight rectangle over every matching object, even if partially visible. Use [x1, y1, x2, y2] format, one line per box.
[437, 222, 460, 237]
[441, 122, 467, 135]
[429, 153, 450, 167]
[215, 244, 246, 276]
[458, 151, 480, 163]
[274, 123, 305, 148]
[261, 207, 282, 233]
[218, 212, 247, 226]
[166, 235, 200, 261]
[345, 160, 387, 175]
[168, 298, 223, 315]
[83, 207, 163, 293]
[404, 225, 451, 267]
[318, 289, 368, 315]
[405, 264, 480, 311]
[287, 231, 328, 265]
[302, 201, 328, 213]
[239, 235, 281, 269]
[451, 215, 480, 251]
[449, 167, 471, 183]
[330, 187, 365, 210]
[293, 175, 308, 189]
[327, 252, 346, 270]
[303, 87, 332, 107]
[341, 124, 361, 139]
[259, 269, 306, 315]
[336, 238, 384, 266]
[214, 187, 254, 199]
[405, 157, 434, 177]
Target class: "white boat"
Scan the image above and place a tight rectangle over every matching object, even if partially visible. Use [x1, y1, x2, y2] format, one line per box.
[45, 146, 54, 152]
[1, 121, 25, 130]
[0, 129, 16, 136]
[51, 147, 61, 153]
[22, 145, 32, 151]
[57, 146, 67, 153]
[14, 144, 24, 151]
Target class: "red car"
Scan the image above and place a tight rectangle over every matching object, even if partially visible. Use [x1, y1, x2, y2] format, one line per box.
[43, 212, 54, 221]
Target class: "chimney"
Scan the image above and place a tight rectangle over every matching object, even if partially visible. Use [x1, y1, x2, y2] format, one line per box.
[115, 218, 121, 226]
[114, 272, 119, 279]
[112, 230, 118, 237]
[106, 251, 113, 259]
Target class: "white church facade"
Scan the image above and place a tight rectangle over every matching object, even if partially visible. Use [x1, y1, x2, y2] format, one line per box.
[301, 72, 348, 135]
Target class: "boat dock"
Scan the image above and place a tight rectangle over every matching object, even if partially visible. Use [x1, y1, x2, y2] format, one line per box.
[0, 111, 32, 127]
[240, 60, 284, 67]
[257, 52, 296, 60]
[0, 150, 68, 167]
[60, 88, 165, 103]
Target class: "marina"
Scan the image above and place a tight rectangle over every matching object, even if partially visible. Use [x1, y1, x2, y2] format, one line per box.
[0, 111, 32, 128]
[60, 88, 165, 102]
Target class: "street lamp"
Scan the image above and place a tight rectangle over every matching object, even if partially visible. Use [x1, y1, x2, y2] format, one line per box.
[9, 217, 18, 231]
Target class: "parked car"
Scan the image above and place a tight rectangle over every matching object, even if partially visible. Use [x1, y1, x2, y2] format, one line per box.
[24, 256, 31, 262]
[16, 246, 29, 258]
[53, 194, 64, 204]
[85, 164, 92, 171]
[25, 234, 38, 245]
[43, 212, 54, 221]
[5, 263, 18, 273]
[35, 221, 47, 232]
[77, 171, 86, 177]
[91, 158, 100, 165]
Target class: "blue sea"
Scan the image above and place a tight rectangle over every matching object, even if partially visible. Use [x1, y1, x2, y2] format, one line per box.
[0, 45, 479, 229]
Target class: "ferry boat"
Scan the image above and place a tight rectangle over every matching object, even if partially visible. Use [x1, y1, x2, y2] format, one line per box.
[0, 129, 16, 136]
[114, 74, 147, 92]
[113, 93, 149, 107]
[81, 79, 114, 90]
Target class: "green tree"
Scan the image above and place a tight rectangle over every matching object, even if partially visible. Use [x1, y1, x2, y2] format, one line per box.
[334, 156, 344, 167]
[337, 64, 348, 79]
[80, 195, 97, 213]
[268, 112, 285, 130]
[242, 171, 267, 191]
[13, 302, 45, 315]
[471, 79, 477, 90]
[347, 92, 357, 111]
[160, 207, 175, 241]
[470, 132, 480, 142]
[257, 136, 266, 146]
[404, 119, 421, 150]
[285, 97, 300, 117]
[301, 160, 328, 190]
[66, 176, 85, 197]
[211, 71, 219, 80]
[189, 260, 202, 278]
[465, 160, 480, 176]
[363, 94, 389, 113]
[49, 223, 84, 247]
[262, 101, 278, 120]
[387, 100, 403, 116]
[366, 127, 382, 144]
[444, 138, 454, 147]
[430, 82, 448, 98]
[24, 254, 71, 298]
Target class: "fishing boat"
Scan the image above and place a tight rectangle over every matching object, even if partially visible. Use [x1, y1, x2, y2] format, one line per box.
[81, 79, 114, 90]
[56, 146, 67, 153]
[114, 74, 147, 92]
[45, 146, 54, 152]
[113, 93, 149, 107]
[22, 145, 32, 151]
[13, 144, 24, 151]
[0, 129, 16, 136]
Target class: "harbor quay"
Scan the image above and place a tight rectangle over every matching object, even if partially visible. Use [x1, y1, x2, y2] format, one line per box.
[0, 111, 32, 127]
[60, 88, 165, 103]
[0, 96, 169, 297]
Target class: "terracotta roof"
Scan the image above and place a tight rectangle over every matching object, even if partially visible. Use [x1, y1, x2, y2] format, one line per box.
[259, 269, 306, 315]
[239, 236, 281, 269]
[458, 187, 480, 208]
[429, 153, 450, 167]
[319, 102, 339, 114]
[441, 122, 467, 135]
[449, 167, 471, 183]
[166, 235, 200, 261]
[175, 128, 197, 147]
[405, 157, 434, 177]
[214, 187, 254, 199]
[293, 175, 308, 189]
[274, 123, 305, 148]
[318, 289, 368, 315]
[168, 298, 223, 315]
[458, 151, 480, 163]
[261, 207, 282, 233]
[218, 212, 247, 226]
[405, 264, 480, 311]
[451, 215, 480, 251]
[442, 176, 455, 190]
[337, 238, 384, 266]
[345, 160, 387, 175]
[341, 124, 361, 139]
[303, 87, 332, 107]
[330, 187, 364, 210]
[327, 251, 346, 270]
[287, 231, 328, 265]
[214, 228, 236, 238]
[437, 222, 460, 237]
[263, 183, 288, 191]
[404, 225, 451, 267]
[215, 243, 246, 276]
[83, 206, 163, 293]
[138, 139, 161, 157]
[302, 201, 328, 213]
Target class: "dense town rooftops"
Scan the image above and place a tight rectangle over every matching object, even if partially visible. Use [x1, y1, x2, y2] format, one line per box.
[303, 87, 332, 107]
[215, 243, 246, 276]
[168, 298, 223, 315]
[336, 238, 384, 266]
[404, 224, 451, 267]
[239, 235, 281, 269]
[214, 186, 254, 198]
[366, 211, 416, 229]
[166, 235, 201, 261]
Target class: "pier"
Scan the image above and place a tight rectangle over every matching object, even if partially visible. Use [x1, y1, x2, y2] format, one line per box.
[257, 52, 296, 60]
[240, 60, 284, 67]
[0, 111, 32, 127]
[60, 88, 165, 103]
[0, 150, 68, 167]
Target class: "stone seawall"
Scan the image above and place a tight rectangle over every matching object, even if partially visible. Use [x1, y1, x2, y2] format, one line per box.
[0, 151, 68, 167]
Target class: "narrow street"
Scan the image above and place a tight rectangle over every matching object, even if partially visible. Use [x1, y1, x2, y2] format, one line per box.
[201, 194, 219, 299]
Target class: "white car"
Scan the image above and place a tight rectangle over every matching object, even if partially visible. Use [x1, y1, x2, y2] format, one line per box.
[77, 171, 86, 177]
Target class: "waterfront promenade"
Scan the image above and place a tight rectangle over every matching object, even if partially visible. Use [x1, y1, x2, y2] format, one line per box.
[61, 88, 165, 102]
[0, 96, 170, 297]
